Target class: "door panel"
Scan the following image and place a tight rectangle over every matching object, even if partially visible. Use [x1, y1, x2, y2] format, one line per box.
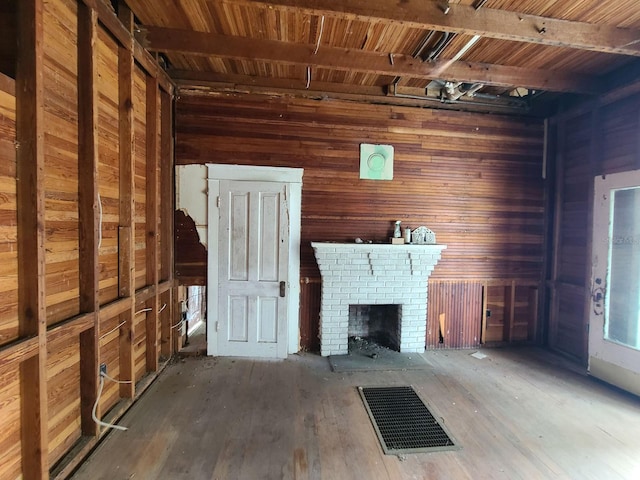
[228, 296, 248, 342]
[218, 180, 288, 357]
[589, 169, 640, 395]
[258, 296, 278, 343]
[229, 192, 249, 280]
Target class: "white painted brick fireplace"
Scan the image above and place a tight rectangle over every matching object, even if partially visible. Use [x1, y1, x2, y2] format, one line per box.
[312, 242, 446, 356]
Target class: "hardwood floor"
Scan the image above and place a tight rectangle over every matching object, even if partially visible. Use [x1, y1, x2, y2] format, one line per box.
[71, 347, 640, 480]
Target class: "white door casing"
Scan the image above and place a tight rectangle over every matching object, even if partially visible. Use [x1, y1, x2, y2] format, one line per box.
[207, 164, 303, 358]
[589, 169, 640, 396]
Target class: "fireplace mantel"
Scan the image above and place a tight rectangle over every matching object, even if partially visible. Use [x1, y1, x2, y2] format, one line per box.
[312, 242, 446, 356]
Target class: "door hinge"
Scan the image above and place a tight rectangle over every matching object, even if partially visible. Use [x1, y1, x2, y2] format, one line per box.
[215, 321, 219, 332]
[216, 196, 220, 208]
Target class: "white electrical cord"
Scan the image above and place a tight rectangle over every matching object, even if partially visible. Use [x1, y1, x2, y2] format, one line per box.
[99, 320, 126, 340]
[159, 303, 167, 313]
[101, 372, 132, 385]
[97, 193, 103, 249]
[313, 15, 325, 54]
[92, 372, 131, 432]
[134, 307, 153, 315]
[171, 320, 184, 330]
[306, 66, 311, 89]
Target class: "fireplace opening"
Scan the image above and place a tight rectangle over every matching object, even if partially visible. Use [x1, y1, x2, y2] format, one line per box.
[348, 305, 401, 352]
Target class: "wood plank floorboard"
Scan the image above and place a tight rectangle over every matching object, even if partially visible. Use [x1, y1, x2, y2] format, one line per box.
[70, 347, 640, 480]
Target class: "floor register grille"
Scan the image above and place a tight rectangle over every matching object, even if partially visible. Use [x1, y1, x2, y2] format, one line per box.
[358, 386, 458, 454]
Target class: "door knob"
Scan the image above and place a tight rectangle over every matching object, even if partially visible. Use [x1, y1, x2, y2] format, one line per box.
[280, 281, 286, 297]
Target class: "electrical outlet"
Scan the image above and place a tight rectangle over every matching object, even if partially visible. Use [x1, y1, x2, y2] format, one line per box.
[486, 309, 491, 318]
[100, 363, 107, 375]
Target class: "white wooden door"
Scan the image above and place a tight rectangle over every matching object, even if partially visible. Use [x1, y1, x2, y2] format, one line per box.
[589, 169, 640, 396]
[217, 180, 289, 358]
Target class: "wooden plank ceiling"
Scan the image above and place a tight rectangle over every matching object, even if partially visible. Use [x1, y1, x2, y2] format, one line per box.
[125, 0, 640, 113]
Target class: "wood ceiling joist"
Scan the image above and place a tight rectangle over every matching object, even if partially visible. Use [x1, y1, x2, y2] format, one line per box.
[234, 0, 640, 57]
[142, 26, 601, 93]
[172, 70, 531, 114]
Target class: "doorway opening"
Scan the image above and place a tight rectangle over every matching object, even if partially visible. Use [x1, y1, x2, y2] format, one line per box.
[179, 285, 207, 356]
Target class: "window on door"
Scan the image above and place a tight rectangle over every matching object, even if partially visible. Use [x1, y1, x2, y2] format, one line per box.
[606, 186, 640, 350]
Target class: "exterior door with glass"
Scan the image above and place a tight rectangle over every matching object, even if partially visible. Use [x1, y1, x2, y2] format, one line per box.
[589, 169, 640, 396]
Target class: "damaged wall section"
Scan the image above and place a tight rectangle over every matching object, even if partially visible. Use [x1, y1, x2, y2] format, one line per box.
[175, 165, 208, 285]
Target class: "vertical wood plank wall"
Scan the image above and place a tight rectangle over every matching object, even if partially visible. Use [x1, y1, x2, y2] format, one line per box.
[0, 74, 22, 480]
[176, 92, 545, 352]
[549, 93, 640, 363]
[0, 1, 176, 478]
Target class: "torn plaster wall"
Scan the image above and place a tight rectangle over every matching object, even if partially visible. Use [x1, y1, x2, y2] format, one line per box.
[176, 165, 208, 248]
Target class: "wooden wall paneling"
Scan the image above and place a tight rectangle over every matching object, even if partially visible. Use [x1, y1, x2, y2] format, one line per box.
[145, 75, 160, 372]
[176, 94, 546, 349]
[16, 0, 48, 476]
[159, 290, 171, 359]
[43, 0, 81, 326]
[118, 3, 135, 399]
[548, 117, 565, 353]
[159, 90, 173, 283]
[160, 287, 174, 358]
[527, 287, 539, 342]
[549, 112, 593, 361]
[299, 278, 321, 352]
[512, 284, 535, 341]
[599, 97, 640, 174]
[426, 280, 483, 349]
[46, 335, 81, 465]
[159, 90, 174, 357]
[77, 2, 100, 437]
[0, 365, 23, 480]
[0, 76, 19, 347]
[133, 66, 147, 291]
[539, 117, 557, 347]
[0, 338, 39, 370]
[485, 285, 506, 343]
[133, 306, 148, 381]
[502, 281, 516, 343]
[97, 312, 122, 415]
[77, 0, 173, 94]
[480, 282, 488, 344]
[546, 96, 640, 361]
[97, 26, 121, 306]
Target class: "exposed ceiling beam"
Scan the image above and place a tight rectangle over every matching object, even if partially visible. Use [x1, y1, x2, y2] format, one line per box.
[234, 0, 640, 57]
[143, 26, 601, 94]
[173, 71, 534, 115]
[170, 69, 388, 95]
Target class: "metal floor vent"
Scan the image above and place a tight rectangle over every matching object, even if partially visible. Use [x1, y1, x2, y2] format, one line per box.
[358, 386, 458, 455]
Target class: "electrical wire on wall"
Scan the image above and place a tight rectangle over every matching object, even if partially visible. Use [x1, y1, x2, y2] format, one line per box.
[99, 320, 126, 340]
[92, 371, 132, 432]
[97, 193, 103, 249]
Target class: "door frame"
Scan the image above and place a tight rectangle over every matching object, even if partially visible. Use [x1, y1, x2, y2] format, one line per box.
[588, 169, 640, 396]
[206, 164, 303, 357]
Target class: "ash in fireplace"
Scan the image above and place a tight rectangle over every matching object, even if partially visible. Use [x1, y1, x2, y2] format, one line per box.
[349, 336, 391, 359]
